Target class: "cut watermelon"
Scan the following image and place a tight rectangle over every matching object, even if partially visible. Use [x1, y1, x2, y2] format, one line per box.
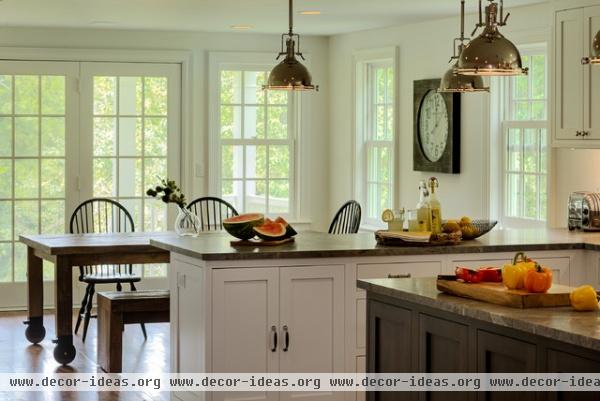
[254, 222, 288, 241]
[275, 217, 297, 237]
[223, 213, 264, 240]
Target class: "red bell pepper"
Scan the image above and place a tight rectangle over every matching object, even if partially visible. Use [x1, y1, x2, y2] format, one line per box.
[455, 266, 484, 283]
[478, 267, 503, 282]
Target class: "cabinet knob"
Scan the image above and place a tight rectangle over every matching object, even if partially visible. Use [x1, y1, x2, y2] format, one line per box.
[583, 131, 590, 137]
[270, 326, 278, 352]
[576, 131, 582, 137]
[388, 273, 412, 279]
[282, 325, 290, 352]
[582, 57, 591, 65]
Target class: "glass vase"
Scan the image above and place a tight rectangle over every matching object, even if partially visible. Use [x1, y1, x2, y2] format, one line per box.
[174, 206, 201, 237]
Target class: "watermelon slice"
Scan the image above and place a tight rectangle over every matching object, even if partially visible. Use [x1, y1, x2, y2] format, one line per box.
[275, 217, 297, 237]
[254, 222, 288, 241]
[223, 213, 264, 240]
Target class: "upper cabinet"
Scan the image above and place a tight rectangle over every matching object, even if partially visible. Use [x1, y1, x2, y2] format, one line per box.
[554, 5, 600, 147]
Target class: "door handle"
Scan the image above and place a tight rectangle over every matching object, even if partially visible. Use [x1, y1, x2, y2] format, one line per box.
[388, 273, 411, 278]
[282, 325, 290, 352]
[270, 326, 277, 352]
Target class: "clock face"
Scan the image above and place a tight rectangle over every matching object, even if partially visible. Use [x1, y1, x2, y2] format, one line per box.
[418, 90, 449, 162]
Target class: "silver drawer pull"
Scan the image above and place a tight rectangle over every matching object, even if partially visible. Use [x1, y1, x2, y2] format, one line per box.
[388, 273, 411, 279]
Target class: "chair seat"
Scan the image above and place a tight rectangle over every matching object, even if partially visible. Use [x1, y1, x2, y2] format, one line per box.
[81, 272, 142, 284]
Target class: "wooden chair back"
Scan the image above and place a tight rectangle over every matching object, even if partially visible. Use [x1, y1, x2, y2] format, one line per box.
[328, 200, 362, 234]
[187, 197, 239, 231]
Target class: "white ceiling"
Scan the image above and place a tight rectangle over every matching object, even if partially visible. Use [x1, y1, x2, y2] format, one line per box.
[0, 0, 548, 36]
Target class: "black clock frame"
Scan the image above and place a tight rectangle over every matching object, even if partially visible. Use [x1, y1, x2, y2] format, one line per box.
[413, 78, 461, 174]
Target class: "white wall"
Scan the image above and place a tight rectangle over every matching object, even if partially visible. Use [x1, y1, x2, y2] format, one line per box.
[328, 2, 600, 228]
[0, 27, 331, 230]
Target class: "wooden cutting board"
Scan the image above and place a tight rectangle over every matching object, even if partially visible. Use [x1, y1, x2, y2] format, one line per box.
[436, 277, 573, 308]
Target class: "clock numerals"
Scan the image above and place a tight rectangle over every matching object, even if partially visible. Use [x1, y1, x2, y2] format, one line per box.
[419, 90, 449, 163]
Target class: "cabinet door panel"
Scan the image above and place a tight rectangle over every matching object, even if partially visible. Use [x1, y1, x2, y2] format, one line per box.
[548, 349, 600, 401]
[555, 8, 584, 140]
[279, 265, 345, 401]
[212, 268, 279, 401]
[584, 6, 600, 139]
[477, 330, 537, 401]
[367, 300, 412, 401]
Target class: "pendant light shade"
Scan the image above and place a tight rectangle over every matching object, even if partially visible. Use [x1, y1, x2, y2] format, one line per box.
[456, 0, 528, 76]
[439, 0, 489, 93]
[582, 29, 600, 65]
[263, 0, 318, 91]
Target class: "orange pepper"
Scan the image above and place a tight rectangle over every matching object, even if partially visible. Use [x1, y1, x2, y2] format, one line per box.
[523, 262, 553, 293]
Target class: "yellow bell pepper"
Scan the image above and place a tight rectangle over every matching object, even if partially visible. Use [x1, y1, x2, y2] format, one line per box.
[502, 252, 536, 290]
[570, 285, 600, 311]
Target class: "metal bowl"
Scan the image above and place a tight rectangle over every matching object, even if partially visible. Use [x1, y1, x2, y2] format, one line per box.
[460, 219, 498, 240]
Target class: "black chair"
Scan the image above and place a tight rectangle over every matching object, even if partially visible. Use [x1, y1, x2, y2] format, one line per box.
[69, 198, 146, 342]
[187, 196, 239, 231]
[328, 200, 362, 234]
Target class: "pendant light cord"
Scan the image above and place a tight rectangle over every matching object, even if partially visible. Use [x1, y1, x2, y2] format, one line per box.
[289, 0, 294, 35]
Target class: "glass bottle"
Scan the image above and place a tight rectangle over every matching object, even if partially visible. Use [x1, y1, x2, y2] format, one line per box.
[416, 181, 432, 232]
[429, 177, 442, 234]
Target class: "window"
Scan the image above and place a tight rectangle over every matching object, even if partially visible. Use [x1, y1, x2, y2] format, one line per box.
[501, 46, 548, 225]
[217, 68, 295, 217]
[355, 49, 396, 227]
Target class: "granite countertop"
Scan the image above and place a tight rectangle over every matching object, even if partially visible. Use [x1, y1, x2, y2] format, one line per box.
[357, 277, 600, 352]
[149, 228, 600, 261]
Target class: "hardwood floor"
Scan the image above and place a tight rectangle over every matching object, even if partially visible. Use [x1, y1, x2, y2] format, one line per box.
[0, 310, 170, 401]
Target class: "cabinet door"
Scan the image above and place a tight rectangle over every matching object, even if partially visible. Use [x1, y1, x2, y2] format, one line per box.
[212, 268, 279, 401]
[418, 314, 470, 401]
[279, 265, 345, 401]
[367, 300, 413, 401]
[584, 6, 600, 140]
[555, 8, 584, 140]
[547, 349, 600, 401]
[477, 330, 537, 401]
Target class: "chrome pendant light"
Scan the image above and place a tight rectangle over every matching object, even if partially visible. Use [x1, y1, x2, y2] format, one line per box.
[263, 0, 318, 91]
[456, 0, 528, 76]
[439, 0, 489, 92]
[582, 29, 600, 65]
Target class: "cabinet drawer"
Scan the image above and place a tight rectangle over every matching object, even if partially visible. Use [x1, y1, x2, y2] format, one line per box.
[357, 261, 443, 280]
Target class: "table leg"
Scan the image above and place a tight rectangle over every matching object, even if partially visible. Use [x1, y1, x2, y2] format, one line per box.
[24, 247, 46, 344]
[53, 256, 76, 365]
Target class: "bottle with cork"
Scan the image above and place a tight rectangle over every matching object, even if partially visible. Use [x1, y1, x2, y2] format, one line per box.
[428, 177, 442, 234]
[415, 180, 432, 232]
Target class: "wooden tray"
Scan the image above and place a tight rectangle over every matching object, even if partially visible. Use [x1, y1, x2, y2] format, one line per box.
[230, 237, 295, 247]
[436, 276, 572, 308]
[375, 230, 461, 247]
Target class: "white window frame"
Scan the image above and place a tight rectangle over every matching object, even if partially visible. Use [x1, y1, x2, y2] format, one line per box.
[353, 47, 398, 229]
[499, 44, 549, 229]
[208, 52, 301, 219]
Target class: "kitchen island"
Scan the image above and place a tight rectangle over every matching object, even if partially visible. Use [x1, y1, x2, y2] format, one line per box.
[150, 229, 600, 401]
[358, 277, 600, 401]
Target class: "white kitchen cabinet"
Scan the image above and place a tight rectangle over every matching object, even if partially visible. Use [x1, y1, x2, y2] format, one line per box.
[554, 6, 600, 146]
[212, 268, 280, 401]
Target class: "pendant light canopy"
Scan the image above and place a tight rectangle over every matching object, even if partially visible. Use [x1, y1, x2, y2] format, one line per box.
[439, 0, 489, 93]
[456, 0, 528, 76]
[263, 0, 318, 91]
[582, 29, 600, 65]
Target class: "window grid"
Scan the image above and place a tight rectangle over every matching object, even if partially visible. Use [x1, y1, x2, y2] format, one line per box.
[502, 47, 548, 223]
[219, 70, 294, 217]
[92, 76, 169, 277]
[364, 64, 394, 222]
[0, 74, 67, 283]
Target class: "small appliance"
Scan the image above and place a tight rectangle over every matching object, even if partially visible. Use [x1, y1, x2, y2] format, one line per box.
[568, 191, 600, 231]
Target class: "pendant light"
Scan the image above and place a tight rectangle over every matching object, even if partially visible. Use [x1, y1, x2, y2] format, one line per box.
[263, 0, 318, 91]
[439, 0, 489, 92]
[582, 29, 600, 65]
[456, 0, 528, 76]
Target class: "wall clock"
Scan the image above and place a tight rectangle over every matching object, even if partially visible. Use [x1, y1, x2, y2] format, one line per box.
[413, 78, 461, 174]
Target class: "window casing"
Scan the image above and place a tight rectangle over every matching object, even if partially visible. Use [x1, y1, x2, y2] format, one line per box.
[355, 50, 396, 228]
[501, 46, 548, 226]
[215, 65, 297, 218]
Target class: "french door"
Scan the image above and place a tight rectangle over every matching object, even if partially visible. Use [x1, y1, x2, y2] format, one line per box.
[0, 61, 181, 309]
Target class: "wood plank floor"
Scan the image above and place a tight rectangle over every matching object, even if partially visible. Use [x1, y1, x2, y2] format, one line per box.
[0, 311, 170, 401]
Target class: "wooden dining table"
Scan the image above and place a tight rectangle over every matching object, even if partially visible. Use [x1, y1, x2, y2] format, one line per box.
[19, 232, 171, 365]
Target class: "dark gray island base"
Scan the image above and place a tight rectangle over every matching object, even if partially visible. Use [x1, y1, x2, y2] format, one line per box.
[358, 278, 600, 401]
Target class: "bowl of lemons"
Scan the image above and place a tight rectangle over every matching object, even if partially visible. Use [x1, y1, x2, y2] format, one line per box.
[442, 217, 497, 240]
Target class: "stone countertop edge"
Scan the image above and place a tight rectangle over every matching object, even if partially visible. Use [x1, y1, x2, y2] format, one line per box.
[148, 229, 599, 261]
[357, 278, 600, 353]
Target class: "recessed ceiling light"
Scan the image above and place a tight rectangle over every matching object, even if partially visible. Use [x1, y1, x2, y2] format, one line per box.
[299, 10, 321, 15]
[230, 24, 254, 30]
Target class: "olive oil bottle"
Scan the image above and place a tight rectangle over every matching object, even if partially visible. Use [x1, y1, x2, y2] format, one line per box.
[416, 181, 431, 232]
[429, 177, 442, 234]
